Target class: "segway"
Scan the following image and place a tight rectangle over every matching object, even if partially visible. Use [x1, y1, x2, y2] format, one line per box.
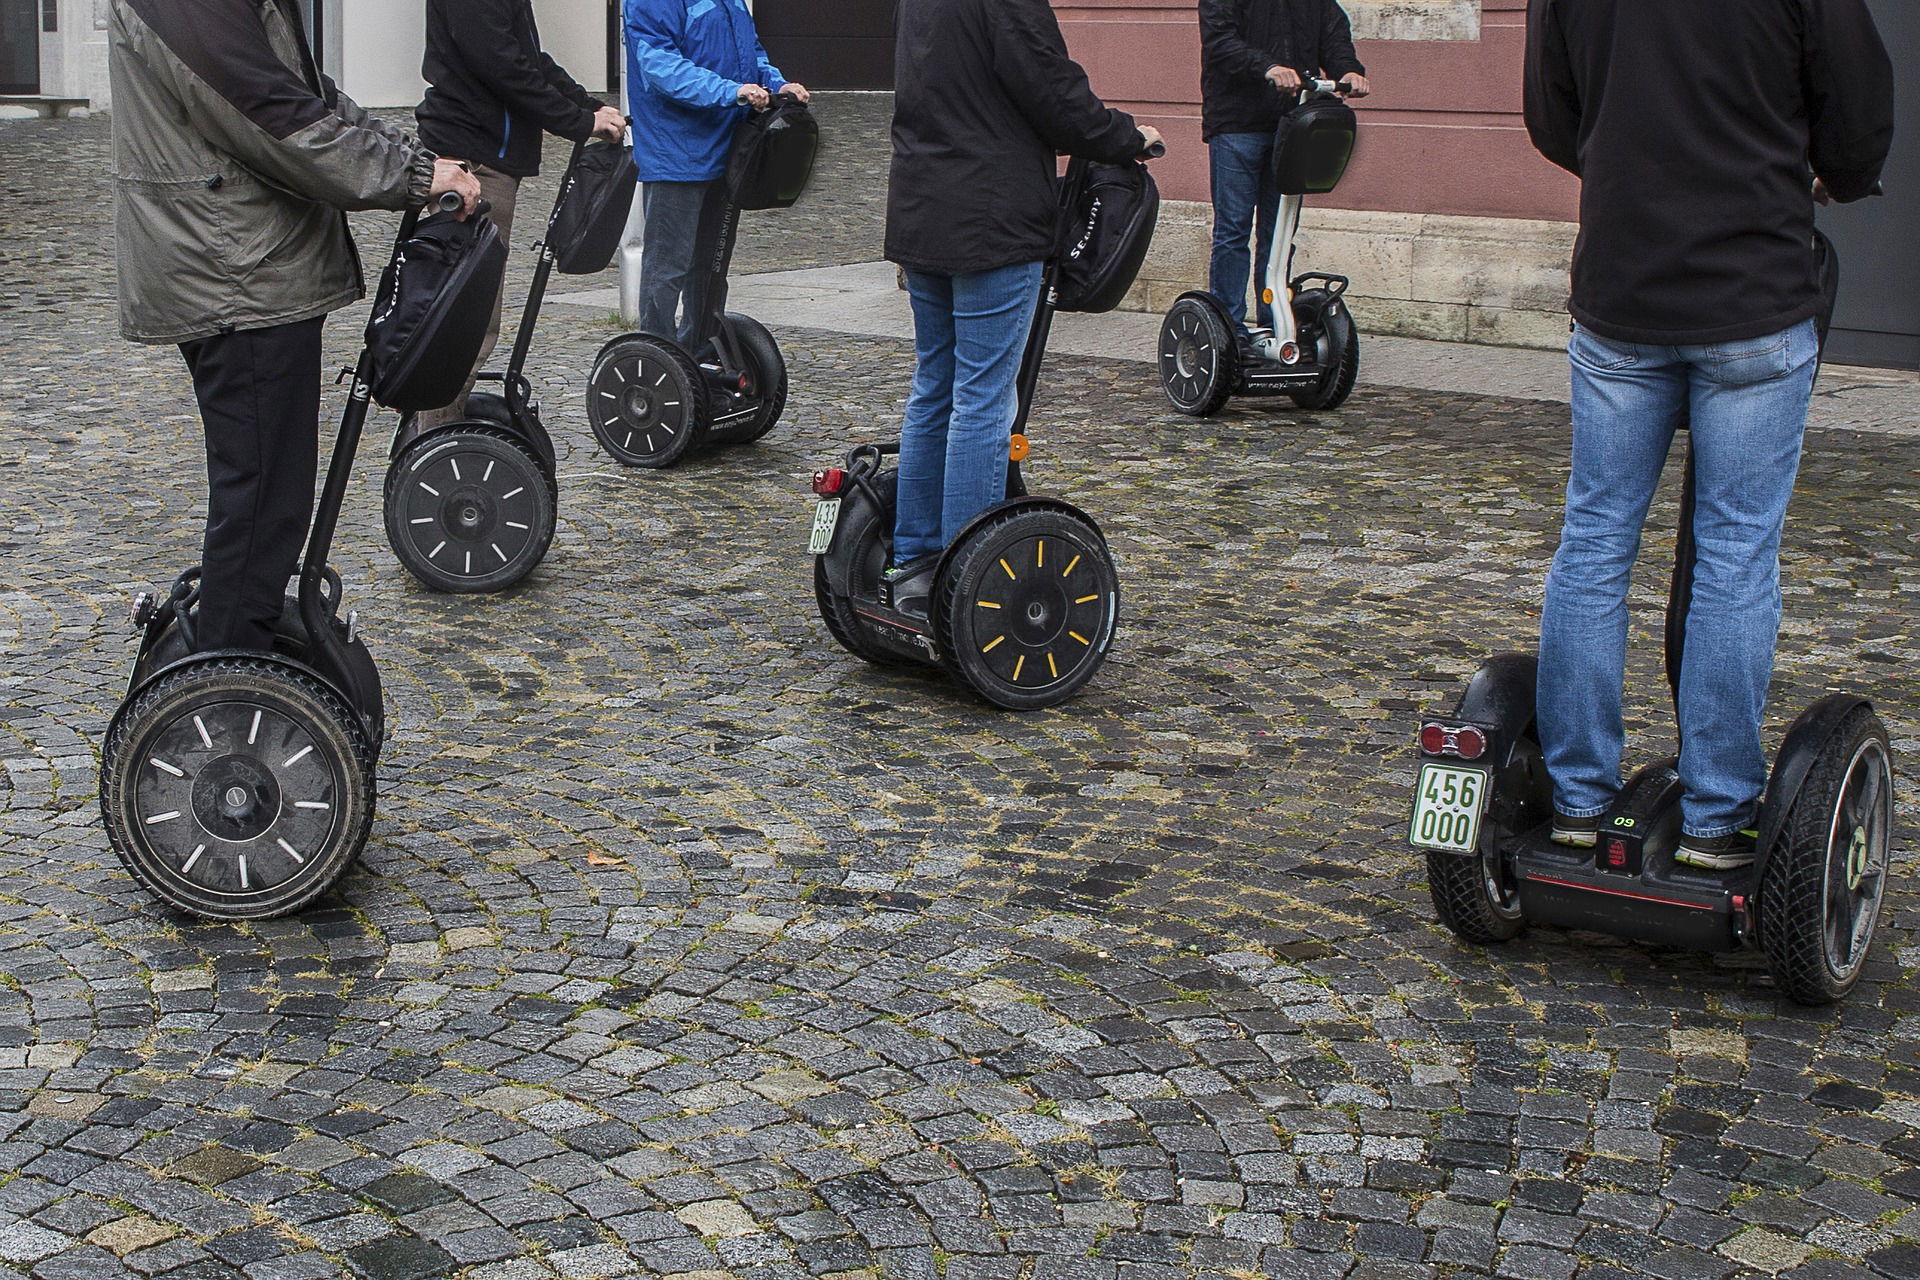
[809, 151, 1161, 711]
[100, 194, 504, 918]
[1408, 232, 1896, 1005]
[586, 92, 817, 468]
[384, 139, 634, 592]
[1159, 80, 1360, 417]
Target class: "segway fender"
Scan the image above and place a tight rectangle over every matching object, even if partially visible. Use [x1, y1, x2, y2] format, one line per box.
[1453, 653, 1539, 759]
[468, 390, 557, 473]
[1754, 692, 1874, 883]
[935, 496, 1109, 586]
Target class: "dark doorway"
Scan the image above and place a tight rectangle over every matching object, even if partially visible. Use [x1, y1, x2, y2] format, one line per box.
[1819, 0, 1917, 369]
[756, 0, 893, 90]
[0, 0, 39, 95]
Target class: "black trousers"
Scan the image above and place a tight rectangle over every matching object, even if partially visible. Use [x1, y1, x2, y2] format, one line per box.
[177, 317, 324, 652]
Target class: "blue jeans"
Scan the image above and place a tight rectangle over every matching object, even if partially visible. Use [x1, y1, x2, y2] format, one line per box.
[639, 179, 721, 347]
[1208, 133, 1280, 335]
[1538, 319, 1820, 837]
[891, 262, 1044, 564]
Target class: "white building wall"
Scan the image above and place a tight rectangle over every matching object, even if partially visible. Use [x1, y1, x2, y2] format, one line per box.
[336, 0, 612, 110]
[41, 0, 112, 106]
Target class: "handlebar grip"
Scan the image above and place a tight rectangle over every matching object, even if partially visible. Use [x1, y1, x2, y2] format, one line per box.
[1144, 140, 1167, 159]
[435, 191, 464, 213]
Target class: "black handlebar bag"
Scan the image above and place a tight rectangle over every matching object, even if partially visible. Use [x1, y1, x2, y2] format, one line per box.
[1055, 162, 1160, 315]
[727, 99, 819, 211]
[363, 209, 507, 412]
[549, 141, 639, 275]
[1271, 94, 1358, 195]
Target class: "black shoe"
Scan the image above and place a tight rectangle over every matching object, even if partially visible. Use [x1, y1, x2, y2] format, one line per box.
[1550, 813, 1600, 848]
[881, 556, 937, 618]
[1675, 827, 1758, 871]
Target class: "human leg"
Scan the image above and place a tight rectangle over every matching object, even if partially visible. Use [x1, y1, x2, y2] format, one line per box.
[1537, 327, 1687, 824]
[638, 181, 710, 342]
[1207, 134, 1269, 335]
[179, 316, 326, 653]
[1673, 319, 1819, 846]
[413, 165, 520, 430]
[1252, 167, 1282, 334]
[891, 269, 958, 567]
[938, 261, 1044, 547]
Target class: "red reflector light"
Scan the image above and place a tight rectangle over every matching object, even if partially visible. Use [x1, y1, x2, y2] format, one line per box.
[1453, 726, 1487, 760]
[812, 468, 845, 496]
[1418, 723, 1448, 754]
[1605, 838, 1628, 868]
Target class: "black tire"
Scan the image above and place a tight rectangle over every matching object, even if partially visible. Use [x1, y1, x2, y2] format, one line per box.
[705, 313, 788, 447]
[1426, 735, 1536, 944]
[814, 470, 915, 668]
[1287, 291, 1360, 411]
[935, 505, 1119, 710]
[586, 335, 709, 467]
[1158, 295, 1237, 417]
[99, 657, 376, 919]
[1758, 708, 1894, 1004]
[383, 426, 556, 593]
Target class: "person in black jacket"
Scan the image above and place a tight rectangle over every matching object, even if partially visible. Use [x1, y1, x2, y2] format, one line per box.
[882, 0, 1161, 609]
[414, 0, 627, 429]
[1523, 0, 1892, 870]
[1199, 0, 1367, 343]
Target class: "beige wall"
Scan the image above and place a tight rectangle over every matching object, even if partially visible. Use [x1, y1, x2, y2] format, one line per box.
[336, 0, 611, 109]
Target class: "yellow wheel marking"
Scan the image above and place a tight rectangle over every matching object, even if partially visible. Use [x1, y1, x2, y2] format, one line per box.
[1036, 540, 1045, 568]
[1047, 652, 1059, 677]
[999, 558, 1017, 580]
[1069, 630, 1090, 646]
[1074, 593, 1099, 604]
[1061, 554, 1081, 577]
[981, 635, 1006, 653]
[1012, 655, 1026, 681]
[977, 600, 1001, 609]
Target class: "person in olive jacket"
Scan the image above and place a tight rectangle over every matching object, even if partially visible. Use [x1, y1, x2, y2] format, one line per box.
[414, 0, 627, 429]
[108, 0, 479, 653]
[881, 0, 1162, 611]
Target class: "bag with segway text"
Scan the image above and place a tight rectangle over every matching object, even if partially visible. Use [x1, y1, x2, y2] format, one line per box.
[549, 140, 639, 275]
[726, 98, 819, 211]
[363, 208, 507, 412]
[1055, 162, 1160, 315]
[1271, 94, 1357, 195]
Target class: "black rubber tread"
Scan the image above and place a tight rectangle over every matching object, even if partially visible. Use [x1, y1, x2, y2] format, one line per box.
[462, 392, 514, 428]
[813, 470, 916, 668]
[382, 426, 557, 594]
[1158, 296, 1237, 418]
[586, 335, 709, 468]
[1758, 706, 1892, 1005]
[705, 313, 788, 448]
[1287, 293, 1361, 411]
[100, 656, 376, 920]
[934, 504, 1119, 711]
[1427, 849, 1524, 944]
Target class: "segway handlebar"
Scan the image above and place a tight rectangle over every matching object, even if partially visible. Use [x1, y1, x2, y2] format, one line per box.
[1142, 138, 1167, 159]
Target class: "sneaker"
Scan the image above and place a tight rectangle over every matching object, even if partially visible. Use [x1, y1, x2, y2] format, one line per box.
[1675, 828, 1758, 871]
[881, 557, 937, 618]
[1550, 813, 1600, 848]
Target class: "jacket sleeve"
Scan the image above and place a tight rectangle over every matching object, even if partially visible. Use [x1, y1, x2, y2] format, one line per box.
[753, 28, 787, 93]
[1522, 0, 1581, 176]
[539, 47, 606, 114]
[1802, 0, 1894, 202]
[1198, 0, 1273, 85]
[143, 3, 433, 210]
[991, 0, 1144, 163]
[452, 0, 598, 141]
[1317, 0, 1365, 79]
[328, 79, 417, 149]
[625, 0, 744, 109]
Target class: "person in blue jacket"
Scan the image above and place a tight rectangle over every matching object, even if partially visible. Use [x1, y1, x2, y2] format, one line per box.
[624, 0, 807, 346]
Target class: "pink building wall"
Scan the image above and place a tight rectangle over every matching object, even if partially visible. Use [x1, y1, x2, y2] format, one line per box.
[1055, 0, 1580, 223]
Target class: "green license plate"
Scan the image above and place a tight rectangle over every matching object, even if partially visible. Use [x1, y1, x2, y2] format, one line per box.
[1409, 762, 1489, 854]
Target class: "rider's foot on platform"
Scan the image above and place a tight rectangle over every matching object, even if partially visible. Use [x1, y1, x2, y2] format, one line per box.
[882, 556, 937, 619]
[1675, 828, 1758, 871]
[1550, 813, 1599, 848]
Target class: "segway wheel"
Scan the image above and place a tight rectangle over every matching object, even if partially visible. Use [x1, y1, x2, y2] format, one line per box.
[1287, 291, 1360, 411]
[935, 505, 1119, 710]
[99, 657, 376, 919]
[587, 335, 709, 467]
[1426, 731, 1537, 944]
[706, 314, 788, 447]
[384, 426, 556, 593]
[1158, 295, 1238, 418]
[1759, 707, 1894, 1004]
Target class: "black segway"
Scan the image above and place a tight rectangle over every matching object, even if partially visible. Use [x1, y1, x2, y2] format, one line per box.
[100, 194, 504, 918]
[1408, 233, 1896, 1005]
[586, 93, 817, 468]
[809, 153, 1160, 711]
[1159, 80, 1360, 417]
[384, 140, 635, 592]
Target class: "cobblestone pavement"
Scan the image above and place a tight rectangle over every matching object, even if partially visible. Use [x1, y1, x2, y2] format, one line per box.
[3, 100, 1920, 1280]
